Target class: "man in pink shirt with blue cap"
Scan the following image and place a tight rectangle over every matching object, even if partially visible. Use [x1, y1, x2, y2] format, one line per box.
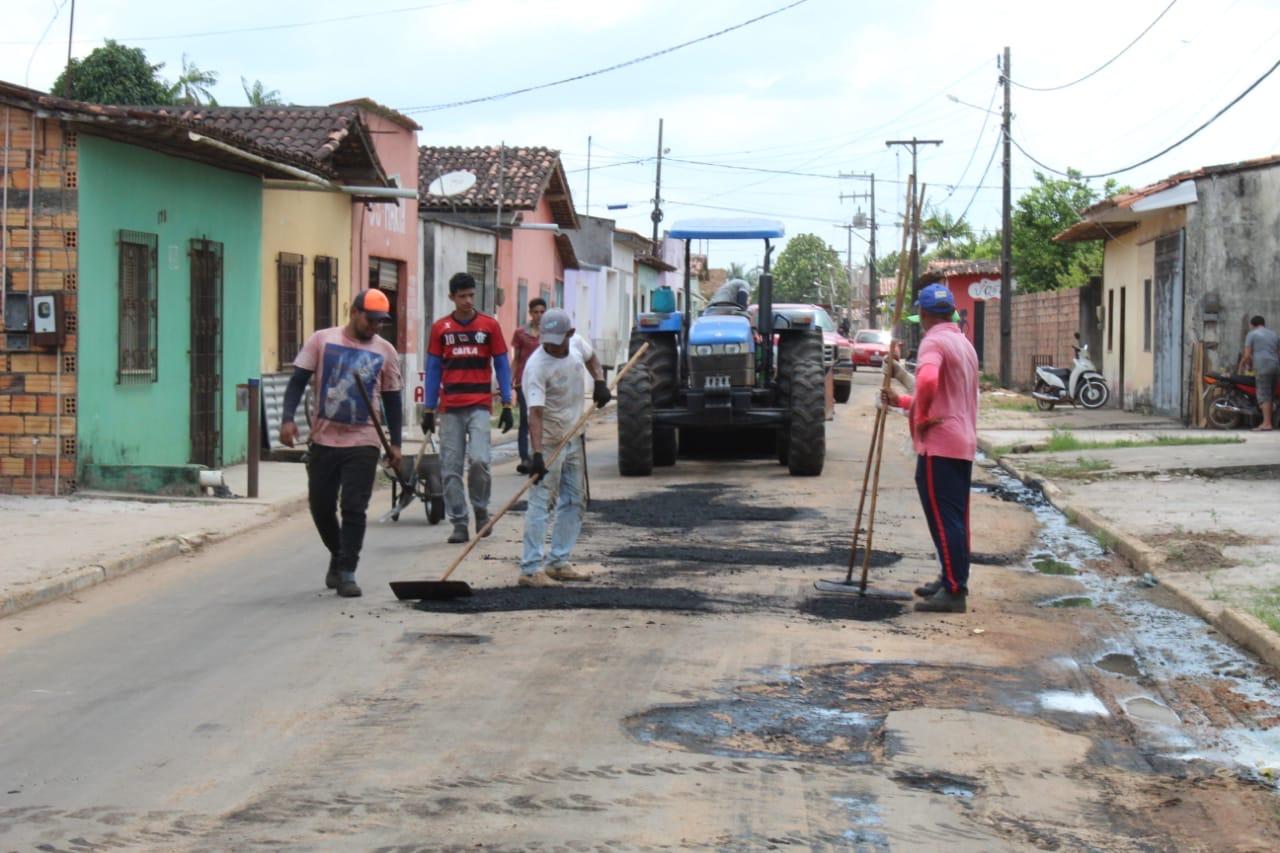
[883, 283, 980, 613]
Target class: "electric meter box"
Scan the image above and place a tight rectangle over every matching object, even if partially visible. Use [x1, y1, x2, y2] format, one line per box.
[32, 292, 65, 347]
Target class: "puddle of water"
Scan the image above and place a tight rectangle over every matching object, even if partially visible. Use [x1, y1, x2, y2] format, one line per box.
[982, 460, 1280, 785]
[1096, 652, 1141, 678]
[892, 770, 980, 800]
[1041, 596, 1095, 608]
[1039, 690, 1110, 717]
[831, 795, 890, 850]
[1124, 696, 1180, 727]
[1033, 557, 1077, 575]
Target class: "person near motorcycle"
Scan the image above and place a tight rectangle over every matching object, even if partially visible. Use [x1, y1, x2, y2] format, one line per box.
[882, 283, 980, 614]
[1239, 315, 1278, 431]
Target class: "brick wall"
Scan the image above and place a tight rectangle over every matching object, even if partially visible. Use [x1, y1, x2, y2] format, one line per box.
[982, 287, 1082, 389]
[1, 106, 78, 495]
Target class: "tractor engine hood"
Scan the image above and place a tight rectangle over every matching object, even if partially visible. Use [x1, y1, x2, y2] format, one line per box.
[689, 315, 755, 351]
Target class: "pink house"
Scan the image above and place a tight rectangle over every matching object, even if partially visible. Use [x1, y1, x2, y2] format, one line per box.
[418, 146, 578, 344]
[336, 99, 421, 379]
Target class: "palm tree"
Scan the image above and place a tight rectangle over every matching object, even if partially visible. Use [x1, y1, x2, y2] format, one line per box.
[242, 77, 283, 106]
[168, 55, 219, 106]
[726, 261, 748, 281]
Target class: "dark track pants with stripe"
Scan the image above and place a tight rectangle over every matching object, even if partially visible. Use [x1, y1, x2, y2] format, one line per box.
[914, 454, 973, 594]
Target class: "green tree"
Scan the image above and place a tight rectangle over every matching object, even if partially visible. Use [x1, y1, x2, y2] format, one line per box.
[875, 250, 903, 282]
[242, 77, 283, 106]
[168, 54, 219, 106]
[771, 233, 847, 305]
[920, 209, 974, 259]
[51, 40, 170, 105]
[1012, 169, 1122, 292]
[725, 261, 748, 281]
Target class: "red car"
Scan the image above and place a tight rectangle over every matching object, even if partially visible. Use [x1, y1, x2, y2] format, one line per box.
[851, 329, 892, 370]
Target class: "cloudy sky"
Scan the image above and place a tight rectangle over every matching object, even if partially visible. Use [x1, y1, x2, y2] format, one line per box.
[5, 0, 1280, 268]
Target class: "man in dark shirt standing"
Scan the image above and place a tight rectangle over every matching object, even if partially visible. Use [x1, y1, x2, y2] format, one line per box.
[422, 273, 514, 543]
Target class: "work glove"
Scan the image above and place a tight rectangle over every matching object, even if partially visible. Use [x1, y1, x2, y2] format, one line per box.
[420, 410, 435, 434]
[528, 451, 548, 484]
[592, 378, 611, 409]
[498, 405, 515, 433]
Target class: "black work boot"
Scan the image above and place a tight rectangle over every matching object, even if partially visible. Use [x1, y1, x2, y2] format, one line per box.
[915, 587, 967, 613]
[914, 576, 944, 598]
[475, 509, 492, 538]
[336, 570, 362, 598]
[447, 522, 469, 544]
[325, 554, 340, 590]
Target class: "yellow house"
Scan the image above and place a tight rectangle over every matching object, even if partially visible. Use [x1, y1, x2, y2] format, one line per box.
[1056, 181, 1192, 415]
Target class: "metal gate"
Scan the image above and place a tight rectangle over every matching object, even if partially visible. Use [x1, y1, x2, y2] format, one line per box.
[190, 238, 224, 468]
[1152, 231, 1185, 417]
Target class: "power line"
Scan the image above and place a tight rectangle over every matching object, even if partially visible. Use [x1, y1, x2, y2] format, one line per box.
[956, 131, 1002, 225]
[1010, 0, 1178, 92]
[2, 0, 468, 45]
[396, 0, 812, 113]
[662, 156, 1022, 189]
[1011, 55, 1280, 179]
[938, 78, 999, 204]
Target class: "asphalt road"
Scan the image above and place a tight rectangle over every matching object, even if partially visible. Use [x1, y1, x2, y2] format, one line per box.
[2, 373, 1278, 850]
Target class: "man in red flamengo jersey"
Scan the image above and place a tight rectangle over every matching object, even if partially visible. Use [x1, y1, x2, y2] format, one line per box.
[422, 272, 514, 543]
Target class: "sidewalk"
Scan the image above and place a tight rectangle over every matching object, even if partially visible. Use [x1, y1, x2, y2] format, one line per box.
[0, 433, 521, 619]
[978, 392, 1280, 670]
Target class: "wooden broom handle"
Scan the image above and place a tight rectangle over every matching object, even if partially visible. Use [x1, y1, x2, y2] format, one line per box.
[437, 342, 651, 582]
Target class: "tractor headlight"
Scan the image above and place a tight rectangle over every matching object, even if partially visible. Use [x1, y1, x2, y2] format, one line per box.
[723, 343, 742, 354]
[695, 345, 713, 356]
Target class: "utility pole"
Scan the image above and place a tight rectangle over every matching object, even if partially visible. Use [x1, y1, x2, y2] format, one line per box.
[651, 118, 665, 249]
[840, 172, 877, 328]
[999, 47, 1014, 388]
[884, 138, 942, 304]
[65, 0, 77, 93]
[585, 135, 592, 216]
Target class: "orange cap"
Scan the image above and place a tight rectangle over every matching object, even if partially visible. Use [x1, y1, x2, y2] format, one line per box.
[354, 289, 392, 318]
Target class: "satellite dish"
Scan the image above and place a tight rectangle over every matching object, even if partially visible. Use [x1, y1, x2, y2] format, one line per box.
[427, 170, 477, 197]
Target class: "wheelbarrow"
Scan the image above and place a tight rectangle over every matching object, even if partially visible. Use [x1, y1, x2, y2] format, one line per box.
[381, 434, 446, 524]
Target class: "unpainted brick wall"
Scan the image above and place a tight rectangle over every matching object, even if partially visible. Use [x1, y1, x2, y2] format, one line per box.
[982, 287, 1083, 389]
[1, 106, 79, 495]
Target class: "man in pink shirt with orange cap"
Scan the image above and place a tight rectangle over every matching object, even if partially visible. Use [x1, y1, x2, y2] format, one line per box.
[883, 283, 980, 613]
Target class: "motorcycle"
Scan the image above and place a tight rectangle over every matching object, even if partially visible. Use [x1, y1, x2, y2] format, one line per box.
[1031, 343, 1110, 410]
[1202, 372, 1279, 429]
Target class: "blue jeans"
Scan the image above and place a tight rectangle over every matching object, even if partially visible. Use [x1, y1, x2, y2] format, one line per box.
[520, 439, 584, 575]
[440, 406, 492, 524]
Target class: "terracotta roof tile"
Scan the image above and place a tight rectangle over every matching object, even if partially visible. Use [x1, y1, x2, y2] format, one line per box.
[921, 259, 1001, 282]
[418, 145, 560, 211]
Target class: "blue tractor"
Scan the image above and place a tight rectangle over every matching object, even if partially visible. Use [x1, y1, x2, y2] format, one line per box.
[617, 218, 826, 477]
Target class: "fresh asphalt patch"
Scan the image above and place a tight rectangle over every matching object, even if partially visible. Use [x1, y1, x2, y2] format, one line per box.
[414, 586, 726, 614]
[585, 482, 812, 530]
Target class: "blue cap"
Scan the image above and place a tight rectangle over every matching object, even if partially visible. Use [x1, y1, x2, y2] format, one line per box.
[914, 283, 956, 315]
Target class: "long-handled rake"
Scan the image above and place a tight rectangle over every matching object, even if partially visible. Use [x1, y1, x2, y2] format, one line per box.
[390, 343, 651, 602]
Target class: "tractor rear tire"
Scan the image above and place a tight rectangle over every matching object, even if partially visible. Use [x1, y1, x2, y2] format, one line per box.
[641, 333, 679, 408]
[617, 362, 654, 476]
[780, 330, 826, 476]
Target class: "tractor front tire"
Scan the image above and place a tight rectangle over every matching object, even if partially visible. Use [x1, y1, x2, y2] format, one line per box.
[618, 362, 655, 476]
[834, 380, 852, 404]
[780, 330, 826, 476]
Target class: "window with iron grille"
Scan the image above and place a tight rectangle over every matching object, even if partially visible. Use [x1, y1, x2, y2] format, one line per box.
[117, 230, 158, 384]
[277, 252, 304, 369]
[314, 255, 339, 332]
[554, 279, 564, 308]
[517, 279, 528, 326]
[466, 252, 492, 313]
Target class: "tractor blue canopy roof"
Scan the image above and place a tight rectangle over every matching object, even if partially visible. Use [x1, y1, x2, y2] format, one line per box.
[668, 217, 785, 240]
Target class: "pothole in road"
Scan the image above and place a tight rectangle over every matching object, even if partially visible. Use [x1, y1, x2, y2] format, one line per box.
[891, 770, 982, 800]
[607, 542, 902, 569]
[586, 483, 813, 530]
[625, 661, 1106, 767]
[797, 596, 906, 622]
[400, 632, 491, 645]
[412, 586, 777, 615]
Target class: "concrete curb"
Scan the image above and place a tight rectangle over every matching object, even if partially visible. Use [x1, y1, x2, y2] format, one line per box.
[0, 493, 311, 621]
[977, 434, 1280, 673]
